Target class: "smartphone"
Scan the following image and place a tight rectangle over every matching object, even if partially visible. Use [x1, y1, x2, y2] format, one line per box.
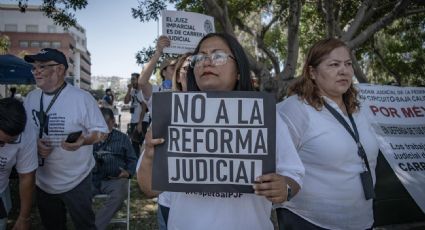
[65, 131, 82, 143]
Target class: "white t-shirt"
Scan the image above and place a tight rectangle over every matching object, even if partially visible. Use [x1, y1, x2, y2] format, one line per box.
[277, 95, 379, 230]
[138, 112, 304, 230]
[0, 120, 38, 193]
[24, 84, 108, 194]
[129, 89, 146, 123]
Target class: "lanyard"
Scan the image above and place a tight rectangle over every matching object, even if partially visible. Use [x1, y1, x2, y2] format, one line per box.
[38, 82, 67, 166]
[323, 101, 372, 173]
[38, 82, 67, 138]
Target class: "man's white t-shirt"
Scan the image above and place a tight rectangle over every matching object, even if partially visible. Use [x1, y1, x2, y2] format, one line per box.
[0, 121, 38, 193]
[129, 89, 144, 123]
[24, 84, 108, 194]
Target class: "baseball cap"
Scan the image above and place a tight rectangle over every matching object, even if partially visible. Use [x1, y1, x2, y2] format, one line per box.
[159, 59, 177, 72]
[24, 48, 68, 70]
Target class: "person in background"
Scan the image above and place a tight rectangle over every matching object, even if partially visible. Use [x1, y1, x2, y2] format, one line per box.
[9, 87, 17, 99]
[276, 38, 379, 230]
[137, 52, 193, 230]
[0, 98, 37, 230]
[172, 53, 192, 92]
[124, 73, 149, 156]
[138, 35, 177, 108]
[92, 108, 137, 230]
[23, 48, 109, 230]
[101, 88, 114, 109]
[138, 33, 304, 230]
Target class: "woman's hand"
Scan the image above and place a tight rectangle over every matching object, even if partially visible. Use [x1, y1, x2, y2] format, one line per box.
[253, 173, 288, 203]
[156, 36, 171, 54]
[143, 128, 165, 160]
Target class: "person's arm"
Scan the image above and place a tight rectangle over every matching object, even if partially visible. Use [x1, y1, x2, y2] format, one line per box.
[138, 36, 170, 100]
[137, 129, 163, 198]
[62, 131, 106, 151]
[136, 102, 148, 133]
[12, 171, 35, 230]
[124, 85, 132, 104]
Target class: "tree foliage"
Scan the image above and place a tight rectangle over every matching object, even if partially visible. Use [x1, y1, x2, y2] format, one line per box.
[16, 0, 87, 28]
[132, 0, 424, 99]
[0, 35, 11, 54]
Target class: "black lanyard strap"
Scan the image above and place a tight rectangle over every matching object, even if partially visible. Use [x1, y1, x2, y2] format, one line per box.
[38, 82, 67, 166]
[323, 101, 372, 173]
[38, 82, 67, 138]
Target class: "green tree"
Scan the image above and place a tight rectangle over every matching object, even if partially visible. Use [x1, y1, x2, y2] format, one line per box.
[15, 0, 88, 28]
[314, 0, 425, 83]
[133, 0, 425, 98]
[366, 15, 425, 86]
[0, 35, 11, 54]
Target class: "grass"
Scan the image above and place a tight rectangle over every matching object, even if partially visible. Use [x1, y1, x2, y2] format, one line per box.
[6, 178, 158, 230]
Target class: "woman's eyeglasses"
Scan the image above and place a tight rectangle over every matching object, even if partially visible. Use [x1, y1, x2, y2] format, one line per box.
[31, 63, 61, 74]
[190, 51, 235, 68]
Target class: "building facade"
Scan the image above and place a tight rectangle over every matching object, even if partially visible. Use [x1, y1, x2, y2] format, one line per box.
[0, 4, 92, 90]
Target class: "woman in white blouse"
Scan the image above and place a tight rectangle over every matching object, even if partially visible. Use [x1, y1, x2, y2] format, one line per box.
[276, 38, 379, 230]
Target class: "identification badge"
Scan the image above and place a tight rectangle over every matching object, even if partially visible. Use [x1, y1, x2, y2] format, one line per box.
[360, 170, 375, 200]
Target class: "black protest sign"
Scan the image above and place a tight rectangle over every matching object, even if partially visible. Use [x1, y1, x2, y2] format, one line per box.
[151, 91, 276, 193]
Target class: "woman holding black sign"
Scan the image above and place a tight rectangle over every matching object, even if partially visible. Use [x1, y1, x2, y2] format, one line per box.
[138, 33, 304, 230]
[276, 38, 379, 230]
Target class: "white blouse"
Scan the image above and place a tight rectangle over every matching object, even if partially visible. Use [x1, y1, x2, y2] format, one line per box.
[277, 95, 379, 230]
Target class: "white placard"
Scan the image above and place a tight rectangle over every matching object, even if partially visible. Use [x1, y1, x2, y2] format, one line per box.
[358, 84, 425, 213]
[161, 10, 215, 54]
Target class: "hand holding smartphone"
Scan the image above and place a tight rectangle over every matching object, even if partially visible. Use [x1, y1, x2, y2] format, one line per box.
[65, 131, 82, 143]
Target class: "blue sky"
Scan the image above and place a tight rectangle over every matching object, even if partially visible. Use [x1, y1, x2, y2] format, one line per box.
[74, 0, 164, 78]
[5, 0, 173, 78]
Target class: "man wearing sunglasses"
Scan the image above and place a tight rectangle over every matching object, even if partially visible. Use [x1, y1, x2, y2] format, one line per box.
[0, 98, 37, 230]
[23, 48, 108, 230]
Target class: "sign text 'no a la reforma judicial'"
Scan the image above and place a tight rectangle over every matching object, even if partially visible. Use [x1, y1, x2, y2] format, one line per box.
[151, 92, 276, 193]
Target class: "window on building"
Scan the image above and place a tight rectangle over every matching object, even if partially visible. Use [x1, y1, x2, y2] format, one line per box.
[82, 39, 86, 47]
[26, 25, 39, 33]
[19, 41, 29, 48]
[5, 24, 18, 32]
[41, 41, 51, 48]
[47, 25, 57, 33]
[30, 41, 40, 48]
[52, 41, 61, 49]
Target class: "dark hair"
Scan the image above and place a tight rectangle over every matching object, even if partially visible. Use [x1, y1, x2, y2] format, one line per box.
[10, 87, 17, 94]
[0, 98, 27, 136]
[100, 107, 115, 121]
[105, 88, 112, 94]
[186, 33, 253, 91]
[288, 38, 359, 114]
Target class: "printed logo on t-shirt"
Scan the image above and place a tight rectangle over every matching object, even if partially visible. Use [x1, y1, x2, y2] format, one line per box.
[0, 156, 7, 170]
[185, 192, 243, 199]
[31, 109, 67, 147]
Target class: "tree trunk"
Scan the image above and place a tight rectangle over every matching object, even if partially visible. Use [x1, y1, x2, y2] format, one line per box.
[277, 0, 301, 99]
[351, 51, 368, 83]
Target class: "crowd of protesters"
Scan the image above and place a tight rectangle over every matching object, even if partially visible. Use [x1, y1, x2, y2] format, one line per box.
[0, 32, 383, 230]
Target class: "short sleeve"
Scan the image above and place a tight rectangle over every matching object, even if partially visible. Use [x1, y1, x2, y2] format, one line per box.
[15, 121, 38, 174]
